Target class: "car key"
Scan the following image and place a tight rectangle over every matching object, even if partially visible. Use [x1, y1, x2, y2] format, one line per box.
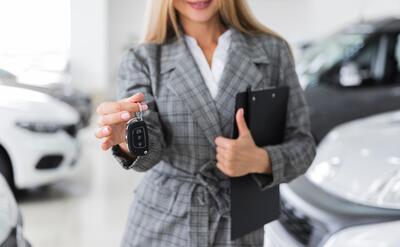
[125, 103, 149, 156]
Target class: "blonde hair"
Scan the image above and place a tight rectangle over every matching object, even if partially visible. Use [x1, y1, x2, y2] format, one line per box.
[143, 0, 281, 44]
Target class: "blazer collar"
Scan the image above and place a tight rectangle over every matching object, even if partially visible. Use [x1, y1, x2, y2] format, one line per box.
[162, 27, 270, 148]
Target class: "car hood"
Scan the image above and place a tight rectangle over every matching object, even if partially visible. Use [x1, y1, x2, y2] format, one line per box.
[0, 85, 79, 124]
[306, 110, 400, 210]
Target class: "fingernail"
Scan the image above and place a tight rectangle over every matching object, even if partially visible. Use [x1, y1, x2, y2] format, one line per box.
[141, 104, 148, 111]
[121, 112, 130, 120]
[102, 127, 110, 135]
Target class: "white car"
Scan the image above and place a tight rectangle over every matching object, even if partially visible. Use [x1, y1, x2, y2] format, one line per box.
[0, 85, 80, 191]
[264, 110, 400, 247]
[0, 174, 30, 246]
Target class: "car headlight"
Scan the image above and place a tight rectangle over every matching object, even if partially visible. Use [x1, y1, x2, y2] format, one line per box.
[15, 121, 64, 133]
[363, 168, 400, 209]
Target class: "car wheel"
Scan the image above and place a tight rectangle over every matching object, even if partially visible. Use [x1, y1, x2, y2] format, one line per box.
[0, 148, 15, 192]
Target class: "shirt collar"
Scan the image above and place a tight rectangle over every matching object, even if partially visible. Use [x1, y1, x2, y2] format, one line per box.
[184, 28, 232, 49]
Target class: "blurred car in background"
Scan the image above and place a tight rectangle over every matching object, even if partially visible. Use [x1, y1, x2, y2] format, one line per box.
[298, 18, 400, 143]
[0, 67, 92, 128]
[0, 174, 30, 246]
[264, 110, 400, 247]
[0, 85, 80, 192]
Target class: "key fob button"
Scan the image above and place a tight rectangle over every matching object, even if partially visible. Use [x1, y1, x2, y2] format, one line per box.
[126, 120, 149, 156]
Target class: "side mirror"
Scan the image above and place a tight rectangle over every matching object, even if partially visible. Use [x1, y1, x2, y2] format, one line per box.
[339, 62, 363, 87]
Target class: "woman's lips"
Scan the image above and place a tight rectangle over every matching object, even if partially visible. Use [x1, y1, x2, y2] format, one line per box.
[187, 0, 212, 10]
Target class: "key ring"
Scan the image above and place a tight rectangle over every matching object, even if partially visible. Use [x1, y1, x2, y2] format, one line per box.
[135, 102, 143, 120]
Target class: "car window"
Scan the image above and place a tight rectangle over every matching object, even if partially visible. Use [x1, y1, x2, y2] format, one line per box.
[0, 68, 17, 82]
[298, 33, 365, 76]
[380, 33, 400, 84]
[0, 68, 14, 78]
[352, 37, 380, 77]
[346, 35, 392, 87]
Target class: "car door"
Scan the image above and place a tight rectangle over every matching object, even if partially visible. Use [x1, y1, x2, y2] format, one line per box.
[306, 33, 400, 143]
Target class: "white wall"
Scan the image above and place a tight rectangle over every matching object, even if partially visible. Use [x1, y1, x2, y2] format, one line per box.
[0, 0, 70, 54]
[107, 0, 147, 96]
[70, 0, 108, 94]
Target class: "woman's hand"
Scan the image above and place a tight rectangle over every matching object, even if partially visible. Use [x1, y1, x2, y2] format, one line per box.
[215, 108, 272, 177]
[95, 92, 148, 152]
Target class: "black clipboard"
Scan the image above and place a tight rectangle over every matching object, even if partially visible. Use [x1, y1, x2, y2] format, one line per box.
[230, 86, 289, 240]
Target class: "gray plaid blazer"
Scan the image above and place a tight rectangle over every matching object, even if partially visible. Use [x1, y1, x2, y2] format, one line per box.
[113, 27, 316, 247]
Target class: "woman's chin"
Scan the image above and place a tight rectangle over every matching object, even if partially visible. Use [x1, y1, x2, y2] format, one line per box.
[183, 12, 219, 24]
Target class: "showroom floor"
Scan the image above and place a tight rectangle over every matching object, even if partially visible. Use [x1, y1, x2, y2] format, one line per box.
[17, 122, 143, 247]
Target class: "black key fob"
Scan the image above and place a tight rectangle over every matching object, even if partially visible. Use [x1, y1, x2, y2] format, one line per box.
[125, 111, 149, 156]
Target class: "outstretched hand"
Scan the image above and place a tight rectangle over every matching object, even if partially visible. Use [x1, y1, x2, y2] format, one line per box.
[95, 92, 148, 151]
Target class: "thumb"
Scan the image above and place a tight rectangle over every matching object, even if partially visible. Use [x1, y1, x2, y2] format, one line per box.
[236, 108, 250, 137]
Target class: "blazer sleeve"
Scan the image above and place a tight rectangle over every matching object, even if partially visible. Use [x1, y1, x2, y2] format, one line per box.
[252, 40, 317, 190]
[112, 47, 165, 172]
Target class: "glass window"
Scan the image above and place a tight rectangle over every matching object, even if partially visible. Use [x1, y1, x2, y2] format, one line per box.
[352, 37, 379, 72]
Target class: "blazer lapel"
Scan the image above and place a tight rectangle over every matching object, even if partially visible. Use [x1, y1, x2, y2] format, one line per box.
[214, 28, 271, 135]
[164, 38, 222, 148]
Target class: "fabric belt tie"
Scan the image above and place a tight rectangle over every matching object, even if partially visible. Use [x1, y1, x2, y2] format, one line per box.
[194, 161, 230, 216]
[153, 160, 230, 216]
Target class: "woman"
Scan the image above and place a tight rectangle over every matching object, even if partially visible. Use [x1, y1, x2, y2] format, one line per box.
[95, 0, 316, 246]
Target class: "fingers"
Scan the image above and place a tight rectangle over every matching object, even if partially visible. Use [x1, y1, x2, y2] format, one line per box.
[236, 108, 250, 137]
[96, 127, 114, 150]
[124, 92, 145, 103]
[97, 102, 149, 127]
[97, 101, 144, 115]
[216, 146, 226, 155]
[216, 161, 235, 177]
[96, 91, 145, 115]
[101, 137, 113, 151]
[95, 126, 112, 139]
[98, 111, 132, 127]
[214, 136, 235, 149]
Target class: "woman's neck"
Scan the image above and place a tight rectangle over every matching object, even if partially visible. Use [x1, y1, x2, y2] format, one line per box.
[180, 15, 227, 48]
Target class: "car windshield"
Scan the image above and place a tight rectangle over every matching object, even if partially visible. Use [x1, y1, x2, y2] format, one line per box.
[0, 68, 16, 79]
[298, 33, 366, 76]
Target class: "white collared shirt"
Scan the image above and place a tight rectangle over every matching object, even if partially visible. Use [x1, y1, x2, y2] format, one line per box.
[184, 28, 232, 99]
